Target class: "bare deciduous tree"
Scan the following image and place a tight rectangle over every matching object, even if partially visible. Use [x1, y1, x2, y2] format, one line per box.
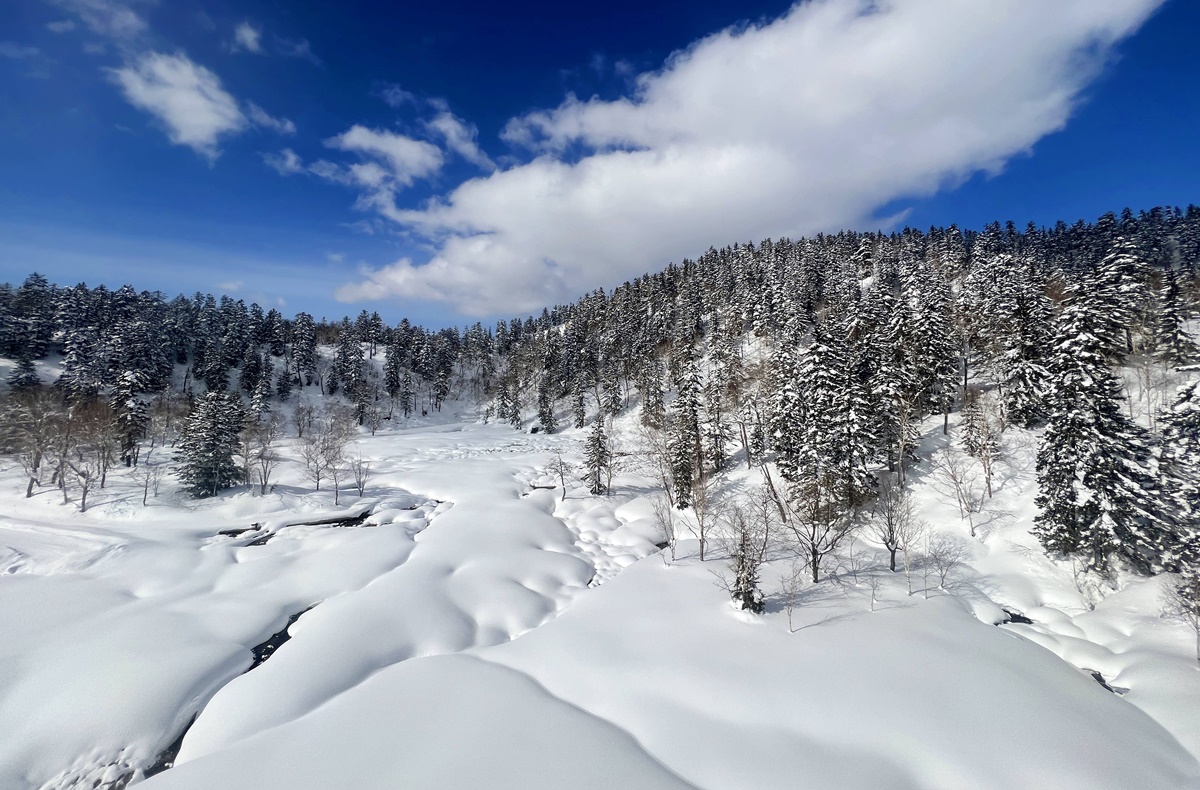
[292, 397, 316, 439]
[545, 451, 572, 502]
[1163, 568, 1200, 664]
[243, 414, 284, 495]
[351, 452, 370, 496]
[784, 472, 856, 584]
[300, 403, 355, 498]
[898, 513, 926, 597]
[0, 388, 64, 498]
[926, 533, 968, 590]
[688, 469, 720, 562]
[869, 475, 921, 572]
[130, 451, 166, 506]
[780, 560, 805, 633]
[867, 574, 884, 612]
[635, 424, 676, 509]
[714, 498, 772, 612]
[649, 492, 676, 563]
[932, 446, 985, 537]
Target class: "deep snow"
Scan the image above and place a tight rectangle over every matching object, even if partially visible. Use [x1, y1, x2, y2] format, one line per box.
[2, 398, 1199, 789]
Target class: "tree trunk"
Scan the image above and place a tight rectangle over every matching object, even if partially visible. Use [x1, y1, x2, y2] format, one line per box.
[811, 548, 820, 584]
[26, 476, 35, 498]
[889, 547, 897, 572]
[740, 421, 752, 470]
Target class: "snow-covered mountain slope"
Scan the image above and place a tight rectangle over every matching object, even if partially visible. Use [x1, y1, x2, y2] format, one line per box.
[2, 409, 1199, 789]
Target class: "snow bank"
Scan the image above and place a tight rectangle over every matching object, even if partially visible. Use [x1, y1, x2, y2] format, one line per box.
[143, 655, 691, 790]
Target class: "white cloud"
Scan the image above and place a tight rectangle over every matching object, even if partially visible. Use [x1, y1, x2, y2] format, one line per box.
[0, 42, 40, 59]
[110, 51, 245, 160]
[335, 0, 1165, 316]
[379, 83, 416, 108]
[425, 111, 495, 170]
[47, 20, 77, 33]
[326, 252, 344, 264]
[247, 102, 295, 135]
[50, 0, 147, 40]
[218, 280, 243, 293]
[263, 148, 304, 175]
[325, 125, 444, 186]
[232, 21, 263, 54]
[82, 42, 106, 55]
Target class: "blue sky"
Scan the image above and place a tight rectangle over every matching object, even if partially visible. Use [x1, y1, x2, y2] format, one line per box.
[0, 0, 1195, 326]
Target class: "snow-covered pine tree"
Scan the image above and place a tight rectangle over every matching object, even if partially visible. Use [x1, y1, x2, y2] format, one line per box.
[177, 391, 246, 498]
[1159, 382, 1200, 567]
[291, 312, 318, 386]
[537, 376, 557, 434]
[251, 357, 273, 418]
[637, 355, 666, 429]
[1033, 301, 1170, 573]
[584, 416, 610, 495]
[275, 362, 293, 402]
[7, 351, 39, 392]
[58, 326, 104, 400]
[383, 341, 403, 400]
[1152, 270, 1198, 366]
[399, 369, 415, 418]
[112, 370, 148, 467]
[668, 355, 702, 508]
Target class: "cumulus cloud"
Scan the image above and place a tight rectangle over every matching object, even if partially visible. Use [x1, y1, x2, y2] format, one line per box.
[326, 126, 444, 185]
[263, 129, 440, 200]
[111, 52, 293, 159]
[263, 148, 304, 175]
[334, 0, 1164, 316]
[110, 51, 245, 160]
[425, 111, 495, 170]
[232, 22, 263, 54]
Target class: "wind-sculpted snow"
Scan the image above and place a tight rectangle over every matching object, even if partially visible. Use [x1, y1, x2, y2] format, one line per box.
[175, 433, 599, 762]
[144, 655, 694, 790]
[3, 418, 1200, 790]
[485, 559, 1200, 790]
[0, 493, 442, 789]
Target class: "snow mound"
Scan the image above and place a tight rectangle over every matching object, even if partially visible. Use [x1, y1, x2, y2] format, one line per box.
[142, 654, 692, 790]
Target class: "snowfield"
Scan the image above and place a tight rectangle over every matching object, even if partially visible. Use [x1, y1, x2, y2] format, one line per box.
[2, 404, 1199, 789]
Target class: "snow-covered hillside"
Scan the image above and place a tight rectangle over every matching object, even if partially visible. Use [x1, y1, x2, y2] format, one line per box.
[1, 398, 1198, 790]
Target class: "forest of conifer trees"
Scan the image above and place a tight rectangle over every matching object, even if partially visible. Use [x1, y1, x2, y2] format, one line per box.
[1, 205, 1198, 600]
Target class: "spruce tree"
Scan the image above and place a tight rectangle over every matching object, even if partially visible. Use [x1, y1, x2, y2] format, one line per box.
[7, 352, 39, 391]
[537, 376, 557, 433]
[177, 391, 246, 498]
[113, 370, 148, 467]
[1033, 302, 1168, 573]
[1160, 383, 1200, 567]
[399, 369, 415, 418]
[584, 416, 610, 495]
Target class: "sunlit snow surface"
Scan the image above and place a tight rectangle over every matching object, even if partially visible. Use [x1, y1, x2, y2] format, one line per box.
[1, 414, 1198, 789]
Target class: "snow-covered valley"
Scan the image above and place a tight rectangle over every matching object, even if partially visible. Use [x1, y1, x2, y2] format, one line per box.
[2, 404, 1199, 789]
